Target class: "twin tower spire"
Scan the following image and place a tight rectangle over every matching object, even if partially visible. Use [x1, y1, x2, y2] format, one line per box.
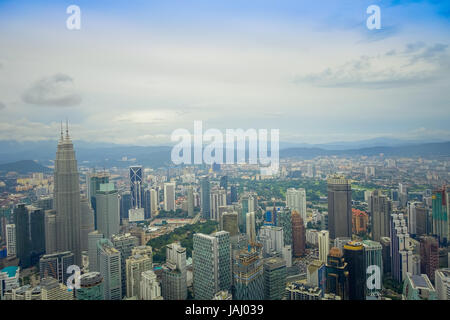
[59, 119, 71, 141]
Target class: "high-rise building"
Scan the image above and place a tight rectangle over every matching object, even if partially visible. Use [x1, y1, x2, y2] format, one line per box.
[39, 251, 75, 284]
[263, 257, 286, 300]
[140, 270, 162, 300]
[343, 241, 366, 300]
[286, 188, 307, 226]
[233, 247, 264, 300]
[248, 194, 258, 216]
[318, 230, 330, 264]
[277, 208, 292, 246]
[54, 125, 82, 265]
[164, 182, 176, 212]
[126, 252, 153, 298]
[352, 209, 368, 234]
[420, 236, 439, 283]
[111, 233, 139, 298]
[162, 243, 187, 300]
[97, 238, 121, 300]
[325, 247, 349, 300]
[40, 277, 73, 300]
[307, 259, 326, 296]
[258, 226, 284, 256]
[14, 204, 32, 268]
[28, 205, 45, 266]
[210, 188, 227, 222]
[130, 166, 144, 209]
[432, 188, 448, 245]
[96, 183, 120, 239]
[6, 224, 16, 257]
[44, 209, 57, 255]
[222, 212, 239, 236]
[150, 188, 158, 215]
[380, 237, 391, 274]
[75, 272, 104, 300]
[220, 176, 228, 193]
[434, 268, 450, 300]
[119, 191, 132, 221]
[327, 175, 352, 240]
[391, 213, 415, 282]
[200, 176, 211, 219]
[230, 186, 238, 204]
[87, 172, 110, 229]
[402, 273, 436, 300]
[88, 231, 104, 272]
[370, 190, 392, 242]
[187, 186, 195, 217]
[362, 240, 383, 297]
[193, 231, 231, 300]
[292, 211, 306, 257]
[80, 197, 95, 253]
[246, 211, 256, 243]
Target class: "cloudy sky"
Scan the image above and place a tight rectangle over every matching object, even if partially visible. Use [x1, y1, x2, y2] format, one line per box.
[0, 0, 449, 145]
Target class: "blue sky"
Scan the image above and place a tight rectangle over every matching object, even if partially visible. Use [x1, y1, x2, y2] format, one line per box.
[0, 0, 449, 145]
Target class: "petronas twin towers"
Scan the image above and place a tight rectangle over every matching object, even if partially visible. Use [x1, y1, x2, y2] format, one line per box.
[53, 122, 82, 265]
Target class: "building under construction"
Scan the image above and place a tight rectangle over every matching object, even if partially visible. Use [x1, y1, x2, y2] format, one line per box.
[232, 244, 264, 300]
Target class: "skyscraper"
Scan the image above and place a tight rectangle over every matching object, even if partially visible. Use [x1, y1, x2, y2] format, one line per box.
[97, 238, 122, 300]
[327, 175, 352, 240]
[5, 224, 16, 257]
[420, 236, 439, 283]
[140, 270, 162, 300]
[371, 190, 392, 239]
[277, 208, 292, 246]
[325, 247, 349, 300]
[432, 188, 448, 245]
[80, 197, 95, 253]
[246, 211, 256, 243]
[343, 241, 366, 300]
[200, 176, 211, 219]
[292, 211, 306, 257]
[44, 209, 57, 255]
[39, 251, 75, 284]
[14, 204, 32, 268]
[126, 252, 153, 298]
[54, 124, 82, 265]
[164, 182, 176, 212]
[263, 257, 286, 300]
[233, 247, 264, 300]
[111, 233, 139, 298]
[318, 230, 330, 264]
[187, 186, 195, 217]
[96, 183, 120, 239]
[130, 166, 144, 209]
[193, 231, 231, 300]
[162, 243, 187, 300]
[88, 231, 104, 272]
[222, 212, 239, 237]
[434, 268, 450, 300]
[258, 226, 284, 257]
[286, 188, 307, 226]
[87, 171, 110, 229]
[150, 188, 158, 215]
[391, 213, 415, 282]
[362, 240, 383, 297]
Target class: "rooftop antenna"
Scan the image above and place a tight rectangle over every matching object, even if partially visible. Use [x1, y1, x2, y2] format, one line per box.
[60, 121, 64, 140]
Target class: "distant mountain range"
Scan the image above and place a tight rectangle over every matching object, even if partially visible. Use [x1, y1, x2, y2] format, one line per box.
[0, 139, 448, 171]
[0, 160, 53, 174]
